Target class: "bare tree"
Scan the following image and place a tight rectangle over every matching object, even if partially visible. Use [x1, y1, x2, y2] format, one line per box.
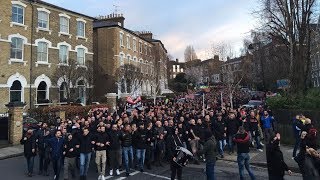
[184, 45, 198, 62]
[257, 0, 317, 92]
[53, 59, 84, 104]
[208, 41, 234, 61]
[185, 66, 202, 85]
[115, 64, 144, 95]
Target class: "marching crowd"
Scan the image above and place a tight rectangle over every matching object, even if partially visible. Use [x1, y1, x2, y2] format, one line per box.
[19, 90, 319, 180]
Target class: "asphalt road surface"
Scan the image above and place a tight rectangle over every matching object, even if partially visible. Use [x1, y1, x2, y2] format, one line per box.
[0, 156, 302, 180]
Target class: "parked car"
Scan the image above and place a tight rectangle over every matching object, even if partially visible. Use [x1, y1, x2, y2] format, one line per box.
[23, 117, 39, 133]
[242, 100, 264, 109]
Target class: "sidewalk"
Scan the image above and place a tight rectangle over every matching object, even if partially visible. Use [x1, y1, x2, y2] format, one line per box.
[0, 145, 23, 160]
[221, 145, 300, 173]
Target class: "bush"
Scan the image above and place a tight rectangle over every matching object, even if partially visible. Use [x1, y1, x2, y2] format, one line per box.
[28, 104, 109, 124]
[267, 88, 320, 110]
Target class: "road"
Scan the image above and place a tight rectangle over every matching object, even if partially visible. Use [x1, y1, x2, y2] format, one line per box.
[0, 156, 302, 180]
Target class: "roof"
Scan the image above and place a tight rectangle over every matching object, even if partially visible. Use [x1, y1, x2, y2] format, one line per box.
[151, 39, 168, 53]
[35, 0, 96, 20]
[93, 22, 154, 45]
[223, 56, 244, 65]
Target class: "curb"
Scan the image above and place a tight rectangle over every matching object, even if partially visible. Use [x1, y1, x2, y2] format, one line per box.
[0, 152, 23, 161]
[220, 159, 301, 174]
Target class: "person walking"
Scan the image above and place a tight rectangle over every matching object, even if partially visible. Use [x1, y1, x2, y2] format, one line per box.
[36, 122, 50, 175]
[133, 122, 147, 172]
[213, 114, 226, 158]
[167, 128, 183, 180]
[121, 124, 134, 177]
[266, 132, 292, 180]
[79, 127, 95, 180]
[248, 111, 263, 152]
[47, 130, 65, 180]
[234, 126, 256, 180]
[108, 124, 121, 176]
[95, 126, 110, 180]
[20, 128, 37, 177]
[63, 133, 78, 180]
[292, 115, 303, 158]
[261, 110, 274, 143]
[226, 113, 240, 154]
[196, 130, 218, 180]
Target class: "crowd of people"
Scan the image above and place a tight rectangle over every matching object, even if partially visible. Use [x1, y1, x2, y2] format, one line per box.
[18, 89, 317, 180]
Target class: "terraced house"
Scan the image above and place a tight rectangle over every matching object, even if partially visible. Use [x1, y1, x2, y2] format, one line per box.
[93, 14, 169, 100]
[0, 0, 94, 113]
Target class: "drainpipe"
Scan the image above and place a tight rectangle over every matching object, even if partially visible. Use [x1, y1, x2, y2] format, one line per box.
[29, 0, 35, 109]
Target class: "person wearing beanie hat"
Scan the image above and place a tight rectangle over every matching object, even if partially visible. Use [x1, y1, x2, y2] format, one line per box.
[196, 129, 217, 180]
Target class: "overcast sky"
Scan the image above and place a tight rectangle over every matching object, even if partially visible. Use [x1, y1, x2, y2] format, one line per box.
[44, 0, 259, 61]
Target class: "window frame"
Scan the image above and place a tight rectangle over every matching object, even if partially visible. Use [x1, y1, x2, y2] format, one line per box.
[120, 32, 124, 47]
[59, 15, 70, 34]
[37, 41, 48, 63]
[77, 48, 85, 66]
[10, 80, 23, 102]
[77, 20, 86, 38]
[59, 45, 69, 65]
[133, 39, 137, 51]
[10, 37, 24, 61]
[11, 4, 24, 25]
[37, 11, 49, 30]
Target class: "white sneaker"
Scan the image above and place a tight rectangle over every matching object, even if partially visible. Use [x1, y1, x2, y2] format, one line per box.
[260, 142, 264, 146]
[101, 175, 106, 180]
[98, 175, 101, 180]
[258, 149, 263, 152]
[109, 169, 113, 176]
[116, 169, 120, 175]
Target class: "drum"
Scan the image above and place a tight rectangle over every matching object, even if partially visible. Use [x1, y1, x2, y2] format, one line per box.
[174, 146, 193, 167]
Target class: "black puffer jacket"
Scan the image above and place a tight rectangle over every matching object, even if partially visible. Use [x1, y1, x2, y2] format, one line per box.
[108, 130, 121, 150]
[20, 135, 36, 158]
[121, 131, 133, 147]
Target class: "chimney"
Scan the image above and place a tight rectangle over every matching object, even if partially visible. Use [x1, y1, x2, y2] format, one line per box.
[95, 13, 125, 27]
[213, 55, 219, 61]
[176, 58, 179, 62]
[138, 31, 153, 40]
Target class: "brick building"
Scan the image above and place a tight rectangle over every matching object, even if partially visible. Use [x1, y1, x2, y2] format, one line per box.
[0, 0, 94, 113]
[93, 14, 169, 100]
[167, 59, 185, 79]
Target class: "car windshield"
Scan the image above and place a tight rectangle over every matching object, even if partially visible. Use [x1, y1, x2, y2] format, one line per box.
[248, 101, 262, 106]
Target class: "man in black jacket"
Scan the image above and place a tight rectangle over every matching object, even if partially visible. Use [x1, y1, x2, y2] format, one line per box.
[248, 111, 263, 152]
[133, 122, 147, 172]
[20, 128, 37, 177]
[108, 124, 121, 176]
[79, 127, 95, 180]
[226, 113, 240, 154]
[213, 114, 226, 158]
[121, 124, 134, 176]
[95, 126, 110, 180]
[167, 127, 183, 180]
[36, 122, 50, 175]
[266, 132, 292, 180]
[63, 133, 78, 180]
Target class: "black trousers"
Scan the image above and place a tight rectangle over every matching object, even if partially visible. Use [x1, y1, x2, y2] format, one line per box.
[170, 161, 182, 180]
[52, 157, 62, 180]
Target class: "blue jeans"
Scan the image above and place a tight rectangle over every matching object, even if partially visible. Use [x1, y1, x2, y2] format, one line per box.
[80, 152, 92, 176]
[228, 135, 235, 152]
[251, 131, 262, 149]
[52, 157, 62, 179]
[136, 149, 146, 170]
[123, 146, 134, 173]
[26, 156, 35, 174]
[218, 140, 225, 156]
[206, 161, 215, 180]
[237, 153, 255, 180]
